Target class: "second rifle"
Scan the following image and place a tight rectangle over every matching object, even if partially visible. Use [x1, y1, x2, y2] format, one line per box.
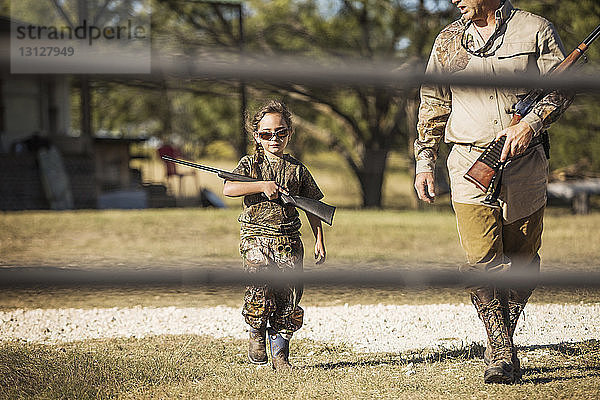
[464, 24, 600, 199]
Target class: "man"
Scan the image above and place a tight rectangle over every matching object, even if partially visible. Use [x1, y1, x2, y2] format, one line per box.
[414, 0, 573, 384]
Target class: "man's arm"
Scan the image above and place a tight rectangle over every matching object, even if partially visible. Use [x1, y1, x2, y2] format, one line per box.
[523, 22, 576, 132]
[414, 39, 452, 203]
[499, 22, 575, 161]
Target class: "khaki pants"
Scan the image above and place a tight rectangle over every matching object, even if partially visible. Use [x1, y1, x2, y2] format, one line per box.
[453, 202, 544, 301]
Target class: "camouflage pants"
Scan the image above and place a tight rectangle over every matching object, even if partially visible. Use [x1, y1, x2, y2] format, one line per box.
[240, 236, 304, 338]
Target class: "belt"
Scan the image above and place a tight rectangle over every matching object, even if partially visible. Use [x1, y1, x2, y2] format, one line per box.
[453, 132, 546, 159]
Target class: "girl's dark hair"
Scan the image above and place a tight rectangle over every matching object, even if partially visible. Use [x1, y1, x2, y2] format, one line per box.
[247, 100, 293, 178]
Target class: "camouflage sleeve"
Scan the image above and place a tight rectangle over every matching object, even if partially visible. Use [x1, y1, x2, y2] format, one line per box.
[299, 165, 324, 200]
[415, 35, 453, 175]
[231, 155, 252, 177]
[522, 22, 576, 134]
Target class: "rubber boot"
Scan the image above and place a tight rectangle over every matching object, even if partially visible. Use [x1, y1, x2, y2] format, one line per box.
[267, 327, 292, 372]
[248, 326, 268, 365]
[472, 290, 515, 384]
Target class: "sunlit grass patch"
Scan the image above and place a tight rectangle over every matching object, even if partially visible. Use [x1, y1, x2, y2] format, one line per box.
[1, 336, 599, 399]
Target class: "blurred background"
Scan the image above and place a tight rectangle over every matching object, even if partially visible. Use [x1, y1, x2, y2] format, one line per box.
[0, 0, 598, 213]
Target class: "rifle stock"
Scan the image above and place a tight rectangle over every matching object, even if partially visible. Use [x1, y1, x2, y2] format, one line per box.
[463, 159, 499, 192]
[161, 155, 336, 225]
[464, 24, 600, 192]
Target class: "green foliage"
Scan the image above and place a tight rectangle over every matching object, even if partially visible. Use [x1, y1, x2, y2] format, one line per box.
[43, 0, 600, 205]
[239, 0, 455, 206]
[86, 0, 245, 156]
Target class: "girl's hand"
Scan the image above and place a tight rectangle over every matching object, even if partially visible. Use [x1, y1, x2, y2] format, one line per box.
[262, 181, 288, 200]
[314, 240, 326, 265]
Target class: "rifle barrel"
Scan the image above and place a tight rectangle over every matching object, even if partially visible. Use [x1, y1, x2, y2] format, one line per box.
[161, 156, 224, 175]
[160, 155, 335, 225]
[583, 24, 600, 46]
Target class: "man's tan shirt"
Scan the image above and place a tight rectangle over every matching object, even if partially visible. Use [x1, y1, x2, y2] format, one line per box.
[415, 0, 573, 222]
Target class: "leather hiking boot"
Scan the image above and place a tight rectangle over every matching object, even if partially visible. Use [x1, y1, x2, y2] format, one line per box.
[267, 327, 292, 372]
[248, 326, 268, 365]
[484, 300, 526, 380]
[507, 300, 525, 381]
[471, 291, 515, 384]
[484, 360, 515, 384]
[484, 345, 520, 381]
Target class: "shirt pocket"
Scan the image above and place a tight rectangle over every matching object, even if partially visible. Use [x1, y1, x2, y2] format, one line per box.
[495, 42, 538, 74]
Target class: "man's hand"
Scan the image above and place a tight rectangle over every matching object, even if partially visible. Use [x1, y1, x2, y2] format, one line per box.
[414, 172, 436, 203]
[497, 120, 534, 162]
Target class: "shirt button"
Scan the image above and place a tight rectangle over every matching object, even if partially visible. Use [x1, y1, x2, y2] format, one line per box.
[494, 120, 498, 124]
[490, 95, 494, 100]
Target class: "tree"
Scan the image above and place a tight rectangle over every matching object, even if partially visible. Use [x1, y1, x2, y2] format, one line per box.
[92, 0, 246, 158]
[242, 0, 454, 207]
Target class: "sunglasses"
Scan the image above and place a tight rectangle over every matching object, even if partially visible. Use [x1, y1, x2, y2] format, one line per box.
[257, 128, 289, 140]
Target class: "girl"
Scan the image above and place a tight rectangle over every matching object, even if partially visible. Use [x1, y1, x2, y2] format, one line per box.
[223, 100, 327, 371]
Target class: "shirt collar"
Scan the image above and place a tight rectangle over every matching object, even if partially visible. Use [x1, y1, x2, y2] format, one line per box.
[460, 0, 514, 27]
[494, 0, 514, 26]
[461, 0, 514, 56]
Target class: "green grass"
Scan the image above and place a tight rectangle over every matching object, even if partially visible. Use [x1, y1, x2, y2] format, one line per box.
[2, 208, 600, 269]
[1, 152, 600, 398]
[1, 208, 600, 309]
[1, 336, 599, 399]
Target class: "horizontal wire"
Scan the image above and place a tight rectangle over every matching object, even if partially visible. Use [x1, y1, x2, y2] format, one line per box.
[3, 45, 600, 91]
[151, 54, 600, 92]
[1, 266, 600, 288]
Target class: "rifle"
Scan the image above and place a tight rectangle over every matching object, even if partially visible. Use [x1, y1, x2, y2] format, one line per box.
[464, 24, 600, 202]
[161, 155, 336, 226]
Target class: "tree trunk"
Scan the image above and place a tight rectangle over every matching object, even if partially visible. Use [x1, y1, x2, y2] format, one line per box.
[357, 148, 388, 208]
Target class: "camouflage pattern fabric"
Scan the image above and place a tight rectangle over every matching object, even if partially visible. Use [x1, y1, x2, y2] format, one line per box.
[241, 235, 304, 337]
[232, 153, 324, 238]
[231, 153, 323, 336]
[415, 0, 574, 176]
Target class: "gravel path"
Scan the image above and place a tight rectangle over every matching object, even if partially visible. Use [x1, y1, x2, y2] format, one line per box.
[1, 303, 598, 353]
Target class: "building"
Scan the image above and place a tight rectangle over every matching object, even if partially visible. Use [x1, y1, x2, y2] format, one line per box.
[0, 16, 164, 210]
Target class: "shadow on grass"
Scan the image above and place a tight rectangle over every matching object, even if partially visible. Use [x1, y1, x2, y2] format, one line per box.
[523, 366, 600, 385]
[517, 340, 600, 384]
[301, 342, 487, 370]
[303, 339, 600, 387]
[521, 340, 600, 356]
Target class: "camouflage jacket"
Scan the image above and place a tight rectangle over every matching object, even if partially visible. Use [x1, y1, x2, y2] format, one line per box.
[415, 0, 574, 175]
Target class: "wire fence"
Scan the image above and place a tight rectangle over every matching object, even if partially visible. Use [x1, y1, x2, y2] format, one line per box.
[2, 266, 600, 289]
[3, 39, 600, 291]
[149, 54, 600, 92]
[2, 46, 600, 92]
